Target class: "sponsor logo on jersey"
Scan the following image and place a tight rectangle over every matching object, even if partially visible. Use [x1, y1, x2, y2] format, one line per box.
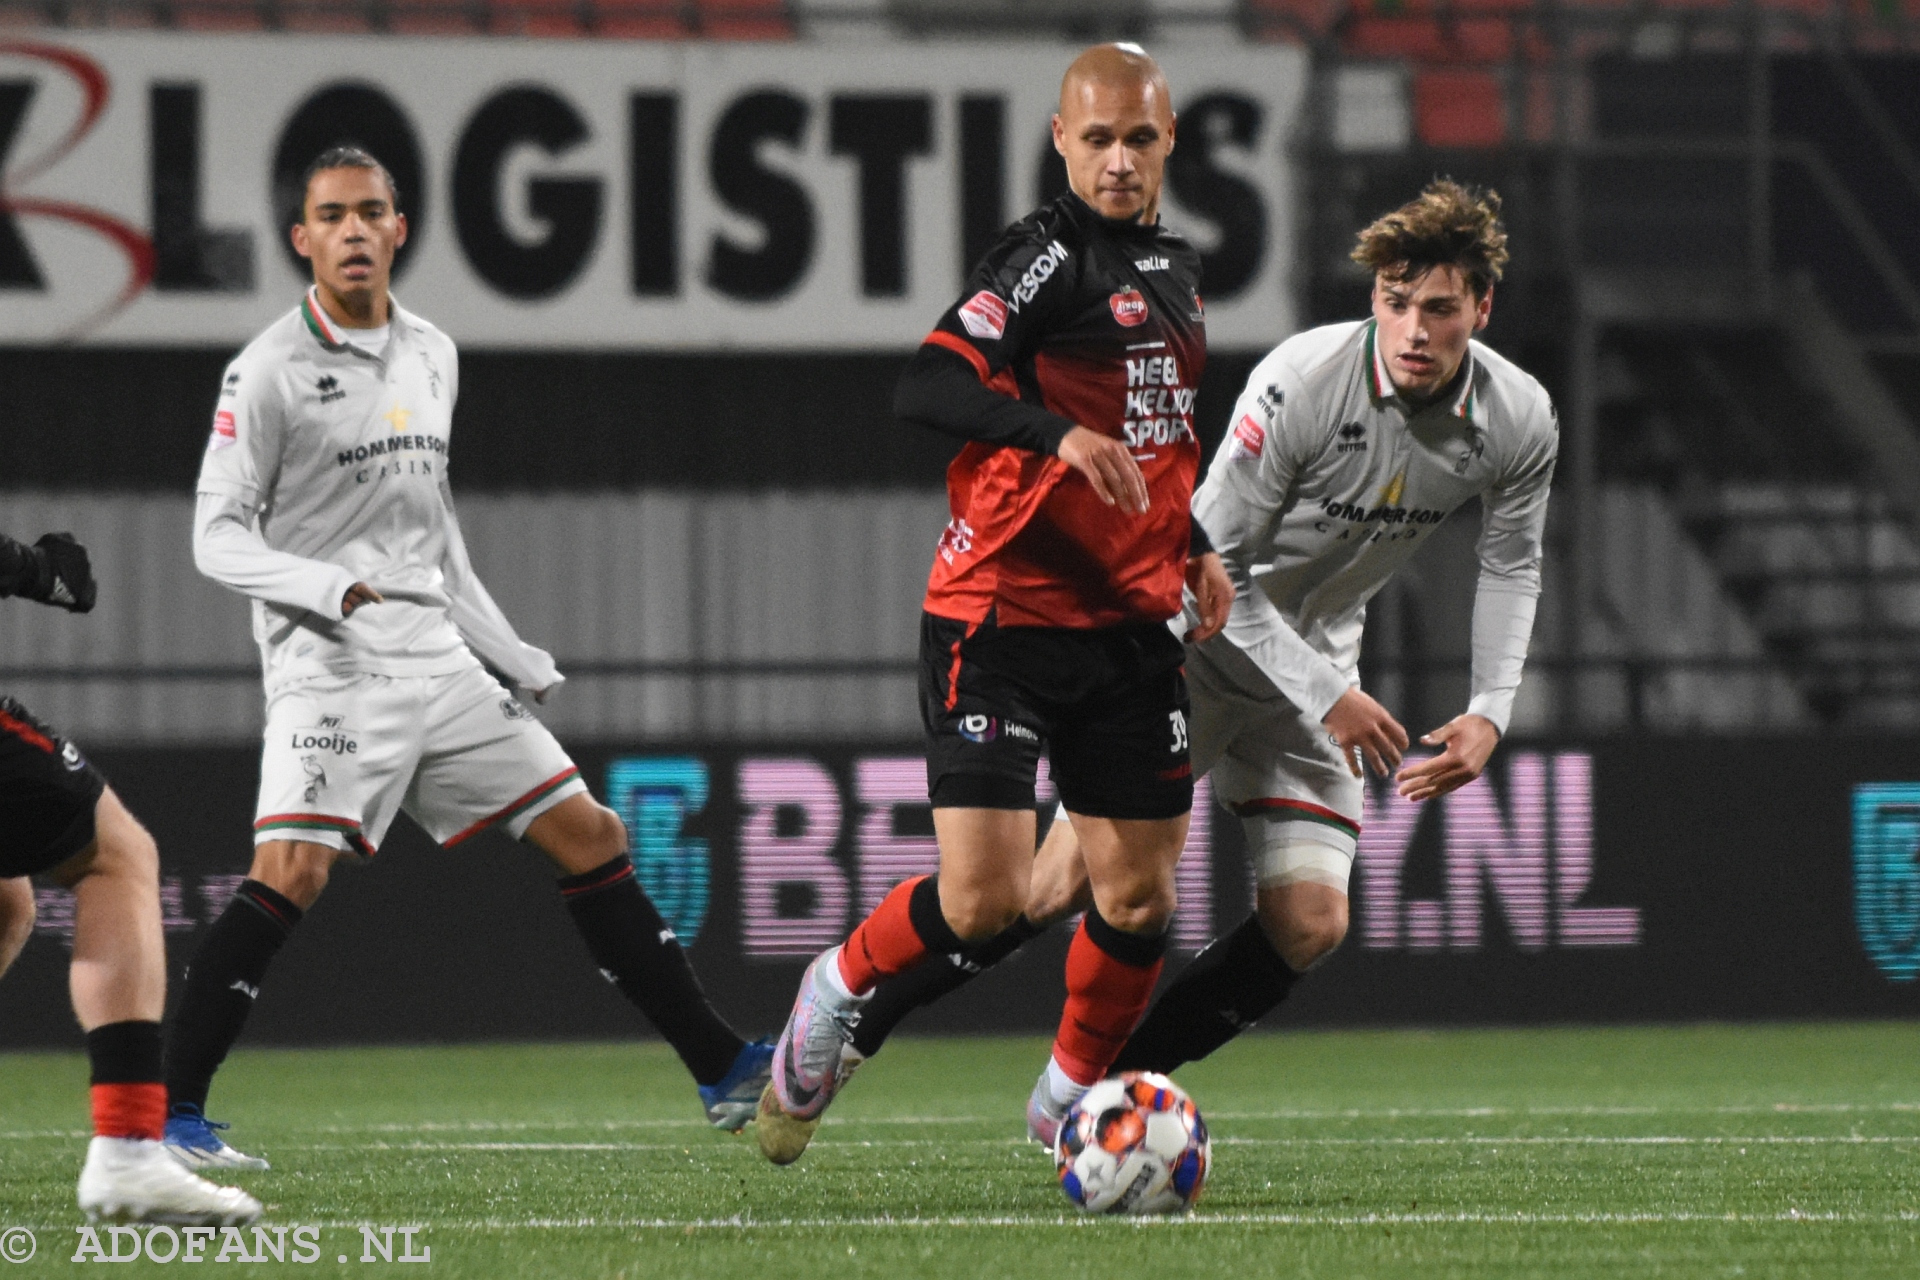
[1003, 720, 1039, 743]
[958, 714, 997, 743]
[1229, 413, 1265, 461]
[958, 290, 1008, 341]
[1007, 241, 1069, 313]
[1318, 495, 1446, 526]
[315, 375, 346, 404]
[1135, 255, 1171, 272]
[290, 729, 358, 755]
[210, 409, 237, 450]
[221, 371, 240, 398]
[1337, 421, 1368, 453]
[336, 434, 450, 468]
[1110, 288, 1149, 327]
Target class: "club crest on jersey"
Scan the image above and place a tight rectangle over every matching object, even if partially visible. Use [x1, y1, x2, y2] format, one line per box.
[210, 409, 237, 450]
[1229, 413, 1265, 461]
[958, 290, 1008, 341]
[1110, 289, 1149, 327]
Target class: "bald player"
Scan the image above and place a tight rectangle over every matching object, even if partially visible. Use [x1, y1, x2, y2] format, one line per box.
[754, 43, 1233, 1165]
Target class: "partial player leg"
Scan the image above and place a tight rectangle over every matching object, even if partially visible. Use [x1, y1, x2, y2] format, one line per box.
[1027, 811, 1186, 1145]
[761, 806, 1035, 1164]
[1112, 876, 1348, 1075]
[162, 839, 338, 1171]
[1025, 640, 1193, 1146]
[846, 809, 1086, 1060]
[54, 789, 260, 1225]
[0, 875, 33, 980]
[760, 614, 1051, 1164]
[522, 792, 769, 1130]
[1112, 668, 1360, 1074]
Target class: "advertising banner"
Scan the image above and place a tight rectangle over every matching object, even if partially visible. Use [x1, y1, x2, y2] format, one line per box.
[2, 737, 1915, 1049]
[0, 36, 1305, 348]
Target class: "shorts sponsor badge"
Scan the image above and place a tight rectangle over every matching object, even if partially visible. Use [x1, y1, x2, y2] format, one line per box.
[210, 409, 237, 450]
[957, 714, 998, 743]
[1110, 288, 1149, 327]
[1228, 413, 1265, 461]
[958, 290, 1008, 341]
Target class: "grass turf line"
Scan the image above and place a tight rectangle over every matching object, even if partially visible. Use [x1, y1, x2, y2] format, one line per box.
[1, 1023, 1916, 1278]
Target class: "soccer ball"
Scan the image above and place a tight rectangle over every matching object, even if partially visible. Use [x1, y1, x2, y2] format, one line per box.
[1053, 1071, 1210, 1215]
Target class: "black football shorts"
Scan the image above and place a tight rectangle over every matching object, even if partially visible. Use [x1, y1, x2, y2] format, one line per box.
[920, 612, 1193, 821]
[0, 696, 107, 878]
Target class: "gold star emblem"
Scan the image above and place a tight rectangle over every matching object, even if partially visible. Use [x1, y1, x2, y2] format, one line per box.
[1378, 472, 1405, 507]
[383, 404, 411, 434]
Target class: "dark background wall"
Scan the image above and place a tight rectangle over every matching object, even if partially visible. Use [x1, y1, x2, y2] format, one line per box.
[3, 737, 1916, 1050]
[0, 349, 1267, 490]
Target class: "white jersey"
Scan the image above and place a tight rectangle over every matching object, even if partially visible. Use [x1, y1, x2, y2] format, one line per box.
[194, 287, 560, 697]
[1192, 319, 1557, 735]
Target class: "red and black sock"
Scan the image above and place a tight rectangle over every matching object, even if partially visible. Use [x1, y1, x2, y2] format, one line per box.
[89, 1020, 166, 1141]
[559, 856, 744, 1087]
[837, 875, 965, 996]
[1052, 906, 1168, 1086]
[164, 879, 301, 1113]
[1111, 913, 1301, 1075]
[847, 913, 1041, 1058]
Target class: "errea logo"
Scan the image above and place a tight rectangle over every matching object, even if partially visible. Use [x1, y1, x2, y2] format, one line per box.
[315, 375, 346, 404]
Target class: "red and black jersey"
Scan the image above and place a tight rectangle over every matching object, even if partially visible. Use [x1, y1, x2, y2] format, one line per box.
[896, 192, 1207, 630]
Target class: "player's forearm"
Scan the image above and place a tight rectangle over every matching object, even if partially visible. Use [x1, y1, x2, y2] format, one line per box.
[192, 493, 355, 621]
[447, 577, 561, 694]
[1464, 577, 1540, 737]
[1215, 565, 1352, 720]
[894, 344, 1076, 455]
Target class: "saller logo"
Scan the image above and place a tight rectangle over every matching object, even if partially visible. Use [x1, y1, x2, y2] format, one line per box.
[958, 290, 1008, 341]
[1110, 289, 1149, 327]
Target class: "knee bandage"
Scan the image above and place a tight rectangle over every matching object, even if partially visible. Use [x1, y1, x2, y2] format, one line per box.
[1245, 815, 1355, 894]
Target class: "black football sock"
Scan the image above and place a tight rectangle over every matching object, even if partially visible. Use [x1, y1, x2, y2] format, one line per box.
[164, 880, 302, 1112]
[847, 914, 1043, 1059]
[560, 856, 744, 1087]
[1110, 913, 1301, 1075]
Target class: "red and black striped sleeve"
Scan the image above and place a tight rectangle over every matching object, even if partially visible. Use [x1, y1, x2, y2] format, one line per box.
[894, 224, 1082, 456]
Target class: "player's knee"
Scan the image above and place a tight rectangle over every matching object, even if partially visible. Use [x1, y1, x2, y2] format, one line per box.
[250, 841, 339, 909]
[1096, 879, 1176, 935]
[75, 792, 159, 886]
[943, 892, 1022, 943]
[0, 878, 35, 966]
[1258, 892, 1348, 971]
[579, 801, 628, 862]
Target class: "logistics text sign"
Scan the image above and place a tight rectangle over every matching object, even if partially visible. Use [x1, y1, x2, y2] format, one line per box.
[0, 36, 1306, 348]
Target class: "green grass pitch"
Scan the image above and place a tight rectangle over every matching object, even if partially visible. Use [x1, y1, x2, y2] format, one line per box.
[2, 1023, 1917, 1278]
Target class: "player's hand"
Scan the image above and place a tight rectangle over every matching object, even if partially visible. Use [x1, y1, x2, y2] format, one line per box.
[1322, 687, 1409, 779]
[1184, 552, 1232, 643]
[531, 685, 553, 705]
[1395, 714, 1500, 802]
[341, 582, 384, 617]
[31, 533, 96, 613]
[1058, 426, 1149, 514]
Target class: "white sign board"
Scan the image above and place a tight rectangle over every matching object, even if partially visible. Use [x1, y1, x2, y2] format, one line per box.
[0, 35, 1306, 349]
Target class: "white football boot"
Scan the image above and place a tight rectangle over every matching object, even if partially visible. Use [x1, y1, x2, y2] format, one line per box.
[77, 1136, 263, 1225]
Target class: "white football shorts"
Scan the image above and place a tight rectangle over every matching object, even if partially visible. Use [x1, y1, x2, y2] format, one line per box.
[252, 665, 587, 856]
[1185, 635, 1363, 894]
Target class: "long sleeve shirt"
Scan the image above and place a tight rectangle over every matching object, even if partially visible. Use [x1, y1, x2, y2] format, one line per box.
[1189, 319, 1557, 735]
[193, 288, 559, 696]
